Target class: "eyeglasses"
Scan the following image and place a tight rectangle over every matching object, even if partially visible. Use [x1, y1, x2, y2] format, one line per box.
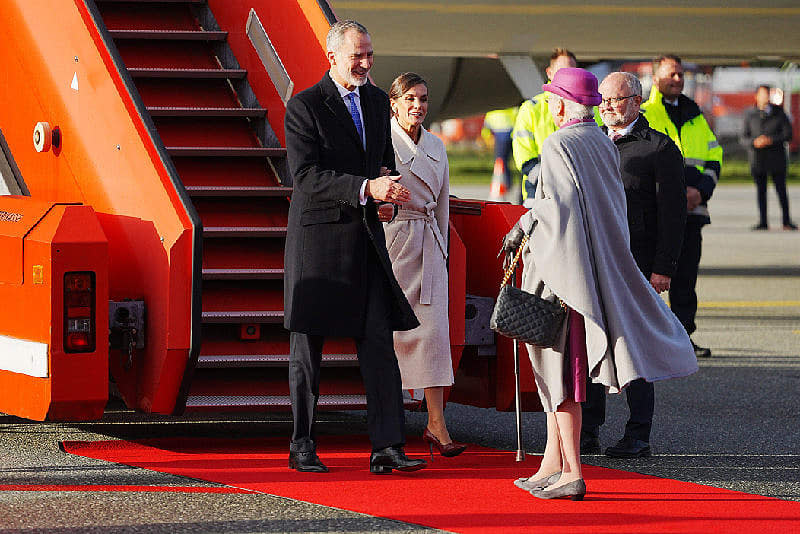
[600, 95, 637, 106]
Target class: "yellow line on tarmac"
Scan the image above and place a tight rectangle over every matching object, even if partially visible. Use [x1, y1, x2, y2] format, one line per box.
[698, 301, 800, 308]
[336, 2, 800, 17]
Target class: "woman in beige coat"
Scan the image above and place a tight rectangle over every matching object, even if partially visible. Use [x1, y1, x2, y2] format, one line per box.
[380, 73, 466, 459]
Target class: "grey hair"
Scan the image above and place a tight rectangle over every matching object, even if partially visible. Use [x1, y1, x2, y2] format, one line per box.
[326, 20, 369, 53]
[615, 72, 642, 97]
[551, 95, 595, 121]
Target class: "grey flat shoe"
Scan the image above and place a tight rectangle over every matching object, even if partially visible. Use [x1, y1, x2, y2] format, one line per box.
[513, 471, 561, 491]
[530, 478, 586, 501]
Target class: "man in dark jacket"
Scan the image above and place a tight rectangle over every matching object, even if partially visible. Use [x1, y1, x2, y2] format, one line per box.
[642, 55, 721, 360]
[283, 20, 424, 474]
[580, 72, 687, 458]
[741, 85, 797, 230]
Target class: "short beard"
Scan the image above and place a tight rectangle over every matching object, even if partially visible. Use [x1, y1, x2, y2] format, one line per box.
[337, 66, 368, 87]
[347, 74, 368, 87]
[601, 111, 630, 128]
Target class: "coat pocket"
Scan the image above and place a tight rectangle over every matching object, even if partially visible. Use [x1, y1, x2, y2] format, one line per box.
[301, 203, 341, 226]
[386, 226, 409, 259]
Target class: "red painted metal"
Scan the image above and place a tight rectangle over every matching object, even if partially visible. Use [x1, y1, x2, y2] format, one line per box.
[205, 0, 332, 146]
[0, 197, 108, 421]
[450, 201, 542, 412]
[0, 0, 544, 420]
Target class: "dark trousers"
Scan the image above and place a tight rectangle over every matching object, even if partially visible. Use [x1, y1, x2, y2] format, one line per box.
[288, 250, 406, 453]
[753, 169, 793, 225]
[582, 378, 655, 442]
[669, 218, 704, 336]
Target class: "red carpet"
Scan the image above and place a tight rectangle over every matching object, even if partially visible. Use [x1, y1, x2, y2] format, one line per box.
[62, 436, 800, 533]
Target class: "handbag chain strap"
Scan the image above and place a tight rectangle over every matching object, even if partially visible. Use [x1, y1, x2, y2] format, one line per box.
[500, 235, 529, 288]
[499, 234, 567, 311]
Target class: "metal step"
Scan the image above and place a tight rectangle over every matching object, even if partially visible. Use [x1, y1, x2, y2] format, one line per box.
[185, 394, 368, 409]
[166, 147, 286, 158]
[186, 185, 291, 197]
[201, 310, 283, 324]
[197, 354, 359, 368]
[147, 106, 267, 117]
[185, 394, 419, 410]
[203, 226, 287, 238]
[128, 68, 247, 79]
[109, 30, 227, 41]
[202, 268, 284, 280]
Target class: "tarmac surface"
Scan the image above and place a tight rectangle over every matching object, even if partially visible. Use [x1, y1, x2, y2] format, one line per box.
[1, 184, 798, 533]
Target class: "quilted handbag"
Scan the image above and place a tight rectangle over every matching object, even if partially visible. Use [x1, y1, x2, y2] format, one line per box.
[490, 235, 567, 348]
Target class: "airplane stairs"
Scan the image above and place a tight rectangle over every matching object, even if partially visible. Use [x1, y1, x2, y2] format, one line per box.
[92, 0, 373, 413]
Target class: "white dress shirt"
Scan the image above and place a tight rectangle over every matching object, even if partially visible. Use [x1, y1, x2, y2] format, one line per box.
[331, 77, 370, 204]
[608, 116, 639, 140]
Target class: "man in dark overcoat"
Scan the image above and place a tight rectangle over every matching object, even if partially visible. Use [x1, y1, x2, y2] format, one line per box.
[580, 72, 687, 458]
[283, 20, 424, 474]
[741, 84, 797, 231]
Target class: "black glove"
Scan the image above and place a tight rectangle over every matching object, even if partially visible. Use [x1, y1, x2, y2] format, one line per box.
[498, 222, 525, 270]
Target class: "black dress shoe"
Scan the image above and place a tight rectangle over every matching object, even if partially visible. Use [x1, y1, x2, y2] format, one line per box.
[691, 340, 711, 358]
[605, 437, 651, 458]
[751, 223, 769, 231]
[579, 434, 601, 454]
[289, 450, 329, 473]
[369, 446, 426, 474]
[784, 221, 798, 231]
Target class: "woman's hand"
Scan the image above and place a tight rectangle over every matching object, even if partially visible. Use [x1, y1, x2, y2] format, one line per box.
[498, 222, 525, 270]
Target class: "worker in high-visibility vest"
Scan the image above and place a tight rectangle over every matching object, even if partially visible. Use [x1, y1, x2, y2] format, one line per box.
[642, 54, 722, 359]
[512, 48, 601, 207]
[482, 107, 518, 200]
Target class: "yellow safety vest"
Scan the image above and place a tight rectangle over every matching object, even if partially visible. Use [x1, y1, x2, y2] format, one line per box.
[483, 107, 519, 132]
[512, 92, 602, 202]
[642, 86, 723, 219]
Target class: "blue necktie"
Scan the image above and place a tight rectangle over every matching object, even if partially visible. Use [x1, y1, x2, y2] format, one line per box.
[345, 92, 365, 148]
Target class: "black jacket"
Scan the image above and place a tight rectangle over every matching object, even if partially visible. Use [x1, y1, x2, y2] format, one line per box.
[741, 104, 793, 174]
[606, 115, 687, 278]
[283, 72, 419, 336]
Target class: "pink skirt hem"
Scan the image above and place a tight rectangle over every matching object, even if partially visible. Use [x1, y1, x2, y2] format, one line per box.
[565, 308, 588, 403]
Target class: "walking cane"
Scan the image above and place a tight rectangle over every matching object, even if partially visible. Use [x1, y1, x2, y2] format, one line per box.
[511, 264, 525, 462]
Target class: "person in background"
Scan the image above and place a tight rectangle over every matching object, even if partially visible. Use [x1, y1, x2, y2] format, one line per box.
[581, 72, 687, 458]
[483, 107, 518, 201]
[501, 67, 697, 501]
[741, 84, 797, 231]
[283, 20, 425, 475]
[512, 48, 601, 207]
[511, 48, 577, 207]
[642, 54, 722, 359]
[379, 72, 467, 460]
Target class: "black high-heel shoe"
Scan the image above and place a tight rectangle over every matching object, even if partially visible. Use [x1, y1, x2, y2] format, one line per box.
[422, 428, 467, 460]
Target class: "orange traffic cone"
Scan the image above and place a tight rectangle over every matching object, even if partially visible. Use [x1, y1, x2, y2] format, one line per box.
[489, 158, 508, 200]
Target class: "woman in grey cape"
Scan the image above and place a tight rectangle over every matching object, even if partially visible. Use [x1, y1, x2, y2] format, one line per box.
[380, 72, 466, 459]
[501, 68, 698, 500]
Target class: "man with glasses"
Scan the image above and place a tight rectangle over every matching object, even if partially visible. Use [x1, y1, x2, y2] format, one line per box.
[580, 71, 688, 458]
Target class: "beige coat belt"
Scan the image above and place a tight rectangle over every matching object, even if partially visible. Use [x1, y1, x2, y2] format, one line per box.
[396, 202, 447, 305]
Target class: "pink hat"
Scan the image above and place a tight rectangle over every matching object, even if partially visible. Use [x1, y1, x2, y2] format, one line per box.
[543, 67, 602, 106]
